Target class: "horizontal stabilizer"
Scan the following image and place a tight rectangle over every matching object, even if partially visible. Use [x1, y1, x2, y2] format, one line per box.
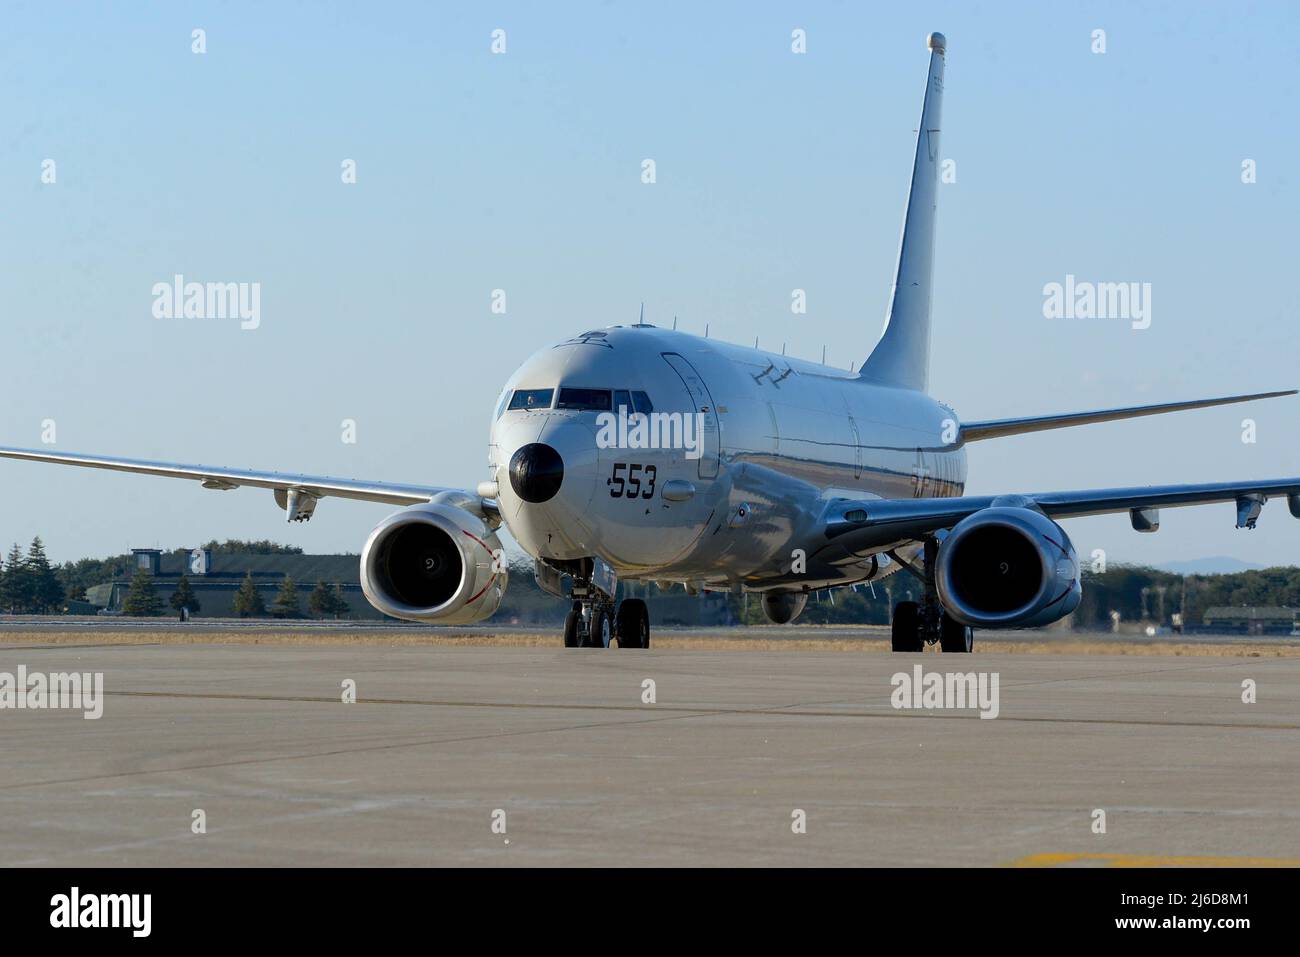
[958, 390, 1296, 444]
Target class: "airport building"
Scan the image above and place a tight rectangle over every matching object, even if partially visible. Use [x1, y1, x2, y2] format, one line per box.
[76, 548, 744, 625]
[85, 548, 380, 619]
[1201, 606, 1300, 635]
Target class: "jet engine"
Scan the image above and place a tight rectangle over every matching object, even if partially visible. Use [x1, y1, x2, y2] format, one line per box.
[761, 590, 808, 625]
[935, 506, 1080, 628]
[360, 499, 507, 624]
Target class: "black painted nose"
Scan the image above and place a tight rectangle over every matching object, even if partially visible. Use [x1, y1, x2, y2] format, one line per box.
[509, 443, 564, 504]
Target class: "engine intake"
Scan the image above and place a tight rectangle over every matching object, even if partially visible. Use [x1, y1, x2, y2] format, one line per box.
[761, 590, 808, 625]
[360, 501, 507, 624]
[935, 506, 1080, 628]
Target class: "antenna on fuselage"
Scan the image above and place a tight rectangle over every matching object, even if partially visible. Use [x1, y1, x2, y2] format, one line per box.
[821, 345, 827, 364]
[672, 316, 678, 330]
[781, 343, 787, 356]
[705, 323, 710, 338]
[639, 302, 644, 324]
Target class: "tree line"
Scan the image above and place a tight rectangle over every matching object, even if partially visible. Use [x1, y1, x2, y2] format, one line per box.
[5, 534, 1297, 628]
[750, 563, 1300, 629]
[2, 538, 351, 619]
[0, 538, 66, 614]
[120, 569, 351, 619]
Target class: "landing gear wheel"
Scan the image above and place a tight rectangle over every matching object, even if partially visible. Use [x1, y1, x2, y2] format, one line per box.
[587, 605, 612, 649]
[616, 599, 650, 649]
[563, 604, 581, 648]
[891, 601, 924, 652]
[939, 614, 973, 653]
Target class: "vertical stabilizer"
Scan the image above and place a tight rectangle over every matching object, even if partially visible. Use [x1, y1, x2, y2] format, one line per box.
[860, 32, 946, 392]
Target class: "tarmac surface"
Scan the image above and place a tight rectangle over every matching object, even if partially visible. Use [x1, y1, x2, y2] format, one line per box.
[1, 616, 1293, 647]
[2, 640, 1298, 866]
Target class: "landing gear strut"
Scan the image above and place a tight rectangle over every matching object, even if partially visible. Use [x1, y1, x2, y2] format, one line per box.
[887, 537, 973, 653]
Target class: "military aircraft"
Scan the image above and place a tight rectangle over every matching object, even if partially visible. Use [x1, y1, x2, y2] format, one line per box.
[4, 33, 1296, 652]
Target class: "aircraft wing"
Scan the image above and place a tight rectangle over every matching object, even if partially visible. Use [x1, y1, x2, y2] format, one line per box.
[0, 446, 467, 521]
[958, 389, 1295, 443]
[820, 477, 1300, 554]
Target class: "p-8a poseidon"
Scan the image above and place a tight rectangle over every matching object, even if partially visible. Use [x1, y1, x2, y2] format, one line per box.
[4, 33, 1297, 652]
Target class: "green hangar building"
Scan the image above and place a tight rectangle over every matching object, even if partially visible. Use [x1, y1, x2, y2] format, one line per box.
[86, 548, 381, 619]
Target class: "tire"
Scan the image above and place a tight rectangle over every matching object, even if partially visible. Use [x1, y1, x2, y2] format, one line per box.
[891, 601, 924, 652]
[563, 605, 581, 648]
[587, 605, 611, 649]
[939, 613, 973, 653]
[616, 599, 649, 649]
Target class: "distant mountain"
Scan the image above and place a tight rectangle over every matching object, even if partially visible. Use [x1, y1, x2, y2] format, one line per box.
[1155, 556, 1266, 575]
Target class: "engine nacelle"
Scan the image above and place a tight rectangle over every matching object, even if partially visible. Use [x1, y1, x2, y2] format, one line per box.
[935, 506, 1081, 629]
[761, 590, 808, 625]
[360, 501, 507, 624]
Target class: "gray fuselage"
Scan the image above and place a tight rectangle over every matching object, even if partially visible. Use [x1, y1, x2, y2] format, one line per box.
[489, 325, 966, 591]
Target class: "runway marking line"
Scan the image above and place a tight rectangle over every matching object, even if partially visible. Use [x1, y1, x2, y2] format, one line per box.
[0, 642, 162, 651]
[95, 689, 1300, 731]
[1009, 852, 1300, 868]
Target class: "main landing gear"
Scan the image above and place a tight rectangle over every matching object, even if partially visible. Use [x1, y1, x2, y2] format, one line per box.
[563, 597, 650, 649]
[887, 537, 973, 653]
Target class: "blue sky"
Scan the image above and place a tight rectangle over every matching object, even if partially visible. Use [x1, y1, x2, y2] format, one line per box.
[2, 1, 1298, 566]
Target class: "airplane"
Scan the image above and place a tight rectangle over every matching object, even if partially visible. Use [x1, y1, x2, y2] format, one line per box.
[3, 32, 1298, 653]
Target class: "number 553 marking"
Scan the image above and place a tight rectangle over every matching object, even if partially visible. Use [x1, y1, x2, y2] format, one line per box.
[608, 463, 657, 499]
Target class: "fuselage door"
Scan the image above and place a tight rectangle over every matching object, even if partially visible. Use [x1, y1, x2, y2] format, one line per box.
[661, 352, 720, 479]
[848, 415, 863, 480]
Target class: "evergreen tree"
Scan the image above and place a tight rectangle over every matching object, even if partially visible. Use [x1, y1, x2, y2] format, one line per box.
[307, 580, 333, 618]
[122, 567, 163, 616]
[169, 575, 201, 616]
[232, 571, 266, 618]
[271, 576, 301, 618]
[202, 539, 304, 556]
[26, 537, 65, 613]
[331, 582, 351, 618]
[0, 542, 33, 613]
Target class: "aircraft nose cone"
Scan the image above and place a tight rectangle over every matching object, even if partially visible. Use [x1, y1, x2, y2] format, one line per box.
[508, 443, 564, 504]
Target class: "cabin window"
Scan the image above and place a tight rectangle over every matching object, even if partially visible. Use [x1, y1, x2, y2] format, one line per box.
[507, 388, 554, 411]
[556, 387, 612, 411]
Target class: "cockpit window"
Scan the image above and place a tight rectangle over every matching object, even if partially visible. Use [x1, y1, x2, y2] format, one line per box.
[507, 388, 554, 411]
[556, 387, 612, 412]
[494, 389, 512, 420]
[613, 389, 632, 413]
[632, 390, 654, 414]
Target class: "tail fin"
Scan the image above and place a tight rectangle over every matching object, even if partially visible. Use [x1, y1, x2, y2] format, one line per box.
[860, 32, 946, 392]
